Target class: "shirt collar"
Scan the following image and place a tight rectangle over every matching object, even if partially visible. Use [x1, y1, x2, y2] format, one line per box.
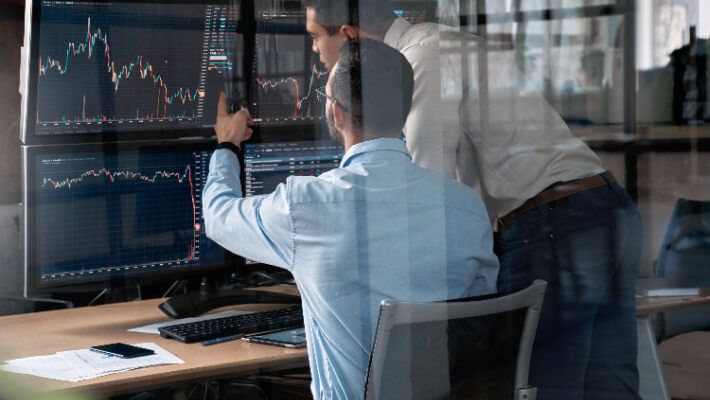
[339, 137, 411, 168]
[383, 17, 413, 49]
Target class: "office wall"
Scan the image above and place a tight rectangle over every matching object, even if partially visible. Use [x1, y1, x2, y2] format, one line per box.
[0, 9, 22, 205]
[0, 4, 25, 315]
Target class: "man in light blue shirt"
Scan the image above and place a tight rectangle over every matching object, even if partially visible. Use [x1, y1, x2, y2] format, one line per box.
[203, 39, 498, 399]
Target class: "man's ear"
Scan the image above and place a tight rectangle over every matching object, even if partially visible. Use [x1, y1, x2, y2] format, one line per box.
[332, 101, 348, 132]
[340, 24, 360, 40]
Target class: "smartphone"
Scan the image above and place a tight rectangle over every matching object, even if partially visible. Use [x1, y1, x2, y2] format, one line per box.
[242, 327, 307, 348]
[89, 343, 155, 358]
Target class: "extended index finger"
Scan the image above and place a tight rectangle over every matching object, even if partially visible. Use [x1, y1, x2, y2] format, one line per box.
[217, 92, 228, 116]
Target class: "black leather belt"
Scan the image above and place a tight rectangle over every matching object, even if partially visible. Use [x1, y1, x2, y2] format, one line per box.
[498, 172, 615, 228]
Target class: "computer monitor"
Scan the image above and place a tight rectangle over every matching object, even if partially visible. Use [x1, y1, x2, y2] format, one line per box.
[241, 130, 344, 267]
[21, 0, 242, 144]
[253, 0, 304, 22]
[244, 136, 343, 197]
[391, 1, 438, 24]
[22, 140, 226, 296]
[249, 17, 328, 126]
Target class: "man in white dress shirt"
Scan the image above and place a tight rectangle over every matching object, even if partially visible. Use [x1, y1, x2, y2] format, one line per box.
[302, 1, 642, 399]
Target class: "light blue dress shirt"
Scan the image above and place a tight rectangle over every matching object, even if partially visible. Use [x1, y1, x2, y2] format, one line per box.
[203, 137, 499, 399]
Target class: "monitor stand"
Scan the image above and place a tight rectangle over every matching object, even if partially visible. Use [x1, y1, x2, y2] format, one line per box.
[3, 294, 74, 309]
[88, 278, 144, 305]
[158, 278, 300, 319]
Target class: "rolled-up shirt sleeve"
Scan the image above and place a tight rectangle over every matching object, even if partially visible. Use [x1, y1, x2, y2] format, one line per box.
[202, 148, 294, 270]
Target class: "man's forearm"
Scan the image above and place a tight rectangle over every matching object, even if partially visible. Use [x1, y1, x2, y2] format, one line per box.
[202, 148, 244, 251]
[202, 148, 294, 269]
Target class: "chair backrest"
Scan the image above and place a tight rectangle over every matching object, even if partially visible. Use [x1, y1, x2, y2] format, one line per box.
[364, 280, 547, 400]
[655, 198, 710, 340]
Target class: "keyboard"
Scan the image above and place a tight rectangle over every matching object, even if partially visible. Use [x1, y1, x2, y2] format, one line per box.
[158, 306, 304, 343]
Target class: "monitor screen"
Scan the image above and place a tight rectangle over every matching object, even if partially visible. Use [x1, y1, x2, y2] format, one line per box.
[391, 1, 438, 24]
[392, 8, 430, 24]
[23, 140, 225, 293]
[250, 28, 328, 126]
[254, 0, 304, 22]
[242, 136, 343, 267]
[243, 139, 343, 197]
[22, 0, 241, 143]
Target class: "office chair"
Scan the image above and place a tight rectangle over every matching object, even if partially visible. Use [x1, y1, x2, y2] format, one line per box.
[655, 198, 710, 341]
[364, 280, 546, 400]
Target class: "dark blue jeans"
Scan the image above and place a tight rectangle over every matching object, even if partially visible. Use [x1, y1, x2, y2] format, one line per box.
[495, 178, 642, 400]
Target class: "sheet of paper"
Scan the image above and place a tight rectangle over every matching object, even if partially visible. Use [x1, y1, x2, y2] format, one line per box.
[57, 343, 183, 374]
[2, 363, 83, 382]
[0, 343, 183, 382]
[129, 309, 255, 334]
[3, 354, 84, 382]
[1, 363, 120, 382]
[2, 354, 113, 382]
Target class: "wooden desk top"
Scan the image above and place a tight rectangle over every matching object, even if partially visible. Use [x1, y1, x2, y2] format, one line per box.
[636, 288, 710, 315]
[8, 283, 708, 396]
[0, 291, 307, 397]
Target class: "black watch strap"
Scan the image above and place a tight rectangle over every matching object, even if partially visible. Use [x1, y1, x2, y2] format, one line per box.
[216, 142, 240, 156]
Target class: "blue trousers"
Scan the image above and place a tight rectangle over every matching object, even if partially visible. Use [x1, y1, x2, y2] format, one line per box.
[495, 178, 642, 400]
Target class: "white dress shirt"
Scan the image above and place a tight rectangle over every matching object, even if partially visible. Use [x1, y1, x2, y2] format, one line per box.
[384, 17, 605, 219]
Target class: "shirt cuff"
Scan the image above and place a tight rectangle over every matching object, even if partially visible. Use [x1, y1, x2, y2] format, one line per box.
[216, 142, 240, 157]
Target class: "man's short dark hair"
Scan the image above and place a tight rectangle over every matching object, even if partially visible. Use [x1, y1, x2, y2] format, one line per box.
[303, 0, 395, 36]
[331, 38, 414, 138]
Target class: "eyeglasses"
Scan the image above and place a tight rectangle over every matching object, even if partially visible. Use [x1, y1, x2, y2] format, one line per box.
[315, 87, 350, 113]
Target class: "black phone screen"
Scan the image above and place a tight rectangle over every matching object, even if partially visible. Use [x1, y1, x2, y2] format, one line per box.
[89, 343, 155, 358]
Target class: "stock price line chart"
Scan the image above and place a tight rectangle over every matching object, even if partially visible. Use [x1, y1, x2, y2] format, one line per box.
[35, 1, 236, 135]
[251, 34, 328, 124]
[35, 149, 220, 283]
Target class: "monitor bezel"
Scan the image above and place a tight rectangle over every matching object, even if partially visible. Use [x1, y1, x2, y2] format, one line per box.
[21, 0, 243, 145]
[22, 138, 232, 296]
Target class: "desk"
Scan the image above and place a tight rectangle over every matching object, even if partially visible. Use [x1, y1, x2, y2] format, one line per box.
[637, 289, 710, 314]
[4, 287, 707, 399]
[0, 292, 308, 397]
[636, 290, 710, 400]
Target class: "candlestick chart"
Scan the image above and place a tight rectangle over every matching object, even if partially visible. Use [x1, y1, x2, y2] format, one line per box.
[251, 34, 328, 123]
[34, 1, 236, 135]
[35, 148, 220, 282]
